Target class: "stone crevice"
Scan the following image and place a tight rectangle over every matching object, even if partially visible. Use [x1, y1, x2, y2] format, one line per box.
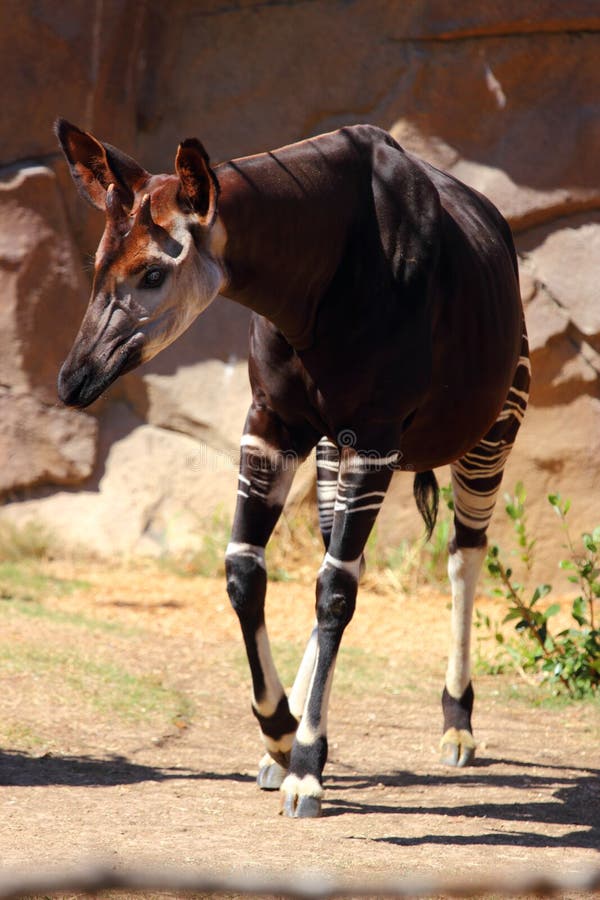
[389, 27, 600, 45]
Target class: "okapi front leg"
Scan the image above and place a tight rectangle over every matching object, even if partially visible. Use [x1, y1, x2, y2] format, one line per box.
[277, 437, 339, 733]
[280, 454, 392, 817]
[225, 406, 308, 786]
[253, 437, 339, 790]
[262, 438, 337, 788]
[316, 436, 340, 548]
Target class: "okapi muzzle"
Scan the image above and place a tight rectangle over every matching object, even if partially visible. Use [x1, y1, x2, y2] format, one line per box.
[55, 118, 223, 409]
[57, 286, 146, 409]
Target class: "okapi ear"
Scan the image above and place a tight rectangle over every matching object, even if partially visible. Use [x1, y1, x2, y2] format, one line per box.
[54, 118, 148, 211]
[175, 138, 219, 222]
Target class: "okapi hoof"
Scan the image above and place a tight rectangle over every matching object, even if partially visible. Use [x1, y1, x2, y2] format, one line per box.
[440, 727, 476, 767]
[279, 774, 323, 818]
[281, 793, 323, 818]
[257, 753, 287, 791]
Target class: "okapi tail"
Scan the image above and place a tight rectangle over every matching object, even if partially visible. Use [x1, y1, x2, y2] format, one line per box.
[413, 470, 439, 541]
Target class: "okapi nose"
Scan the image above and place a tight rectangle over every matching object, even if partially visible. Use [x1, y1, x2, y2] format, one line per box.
[57, 359, 90, 408]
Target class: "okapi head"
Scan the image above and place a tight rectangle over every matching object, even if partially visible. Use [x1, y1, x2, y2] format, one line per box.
[55, 119, 225, 408]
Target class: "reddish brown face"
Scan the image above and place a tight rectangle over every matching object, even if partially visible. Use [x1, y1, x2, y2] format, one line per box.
[55, 119, 224, 408]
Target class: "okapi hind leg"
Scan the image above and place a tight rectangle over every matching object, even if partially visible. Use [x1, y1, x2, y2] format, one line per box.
[442, 331, 530, 767]
[442, 534, 486, 767]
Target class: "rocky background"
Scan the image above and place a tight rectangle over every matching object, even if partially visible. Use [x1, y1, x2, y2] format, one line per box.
[1, 1, 599, 582]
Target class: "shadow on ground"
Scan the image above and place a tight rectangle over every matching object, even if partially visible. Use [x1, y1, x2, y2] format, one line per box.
[0, 750, 253, 788]
[2, 751, 598, 851]
[324, 757, 600, 849]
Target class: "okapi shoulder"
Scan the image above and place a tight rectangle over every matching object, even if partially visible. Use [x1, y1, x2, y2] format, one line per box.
[368, 139, 443, 288]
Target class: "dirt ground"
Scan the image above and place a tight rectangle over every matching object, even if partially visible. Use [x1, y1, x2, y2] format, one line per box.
[0, 559, 598, 897]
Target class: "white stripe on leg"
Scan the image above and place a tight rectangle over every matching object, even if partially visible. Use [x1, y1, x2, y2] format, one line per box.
[288, 623, 318, 721]
[254, 624, 287, 716]
[446, 545, 486, 699]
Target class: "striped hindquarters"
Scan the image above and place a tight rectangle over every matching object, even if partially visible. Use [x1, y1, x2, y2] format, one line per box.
[451, 330, 530, 533]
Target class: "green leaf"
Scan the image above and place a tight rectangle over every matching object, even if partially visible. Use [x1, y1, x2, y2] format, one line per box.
[503, 608, 524, 623]
[531, 584, 551, 605]
[559, 559, 574, 570]
[571, 596, 588, 627]
[548, 493, 560, 507]
[544, 603, 561, 619]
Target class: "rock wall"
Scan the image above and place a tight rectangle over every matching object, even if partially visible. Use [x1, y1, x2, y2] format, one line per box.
[1, 1, 599, 582]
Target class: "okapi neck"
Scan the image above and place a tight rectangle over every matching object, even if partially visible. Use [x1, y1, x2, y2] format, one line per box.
[215, 151, 353, 351]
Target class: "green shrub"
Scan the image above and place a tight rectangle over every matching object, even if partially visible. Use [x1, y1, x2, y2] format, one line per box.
[481, 484, 600, 699]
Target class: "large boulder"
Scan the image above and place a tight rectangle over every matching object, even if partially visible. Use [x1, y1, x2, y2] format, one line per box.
[0, 389, 97, 494]
[126, 360, 250, 457]
[520, 213, 600, 341]
[0, 1, 598, 577]
[0, 164, 90, 402]
[0, 0, 146, 163]
[0, 164, 97, 495]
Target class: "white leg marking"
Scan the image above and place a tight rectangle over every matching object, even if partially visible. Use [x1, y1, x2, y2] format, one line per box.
[240, 435, 298, 467]
[240, 434, 278, 456]
[265, 463, 298, 508]
[253, 624, 286, 716]
[288, 623, 318, 720]
[295, 648, 336, 745]
[319, 552, 362, 581]
[342, 452, 400, 472]
[446, 545, 487, 699]
[317, 437, 338, 450]
[239, 437, 298, 507]
[280, 773, 324, 799]
[289, 553, 362, 744]
[317, 460, 340, 472]
[225, 542, 266, 569]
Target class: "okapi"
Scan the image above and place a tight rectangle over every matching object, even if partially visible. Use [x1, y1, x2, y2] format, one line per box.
[55, 119, 529, 817]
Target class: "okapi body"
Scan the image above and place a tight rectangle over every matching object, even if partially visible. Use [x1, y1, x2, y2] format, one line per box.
[56, 120, 529, 817]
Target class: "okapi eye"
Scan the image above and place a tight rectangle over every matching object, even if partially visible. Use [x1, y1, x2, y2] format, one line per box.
[141, 266, 166, 289]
